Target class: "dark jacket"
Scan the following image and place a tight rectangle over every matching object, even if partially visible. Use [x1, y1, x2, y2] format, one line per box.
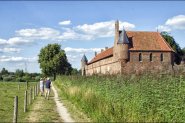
[45, 80, 51, 89]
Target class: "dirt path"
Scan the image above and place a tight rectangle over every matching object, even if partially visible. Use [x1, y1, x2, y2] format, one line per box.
[51, 83, 75, 122]
[25, 90, 63, 122]
[26, 98, 43, 122]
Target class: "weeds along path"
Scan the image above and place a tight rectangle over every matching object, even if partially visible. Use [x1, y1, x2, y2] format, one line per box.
[51, 83, 75, 122]
[25, 90, 63, 122]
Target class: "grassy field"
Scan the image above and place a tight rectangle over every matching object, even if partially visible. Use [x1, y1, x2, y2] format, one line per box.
[0, 81, 37, 122]
[55, 74, 185, 122]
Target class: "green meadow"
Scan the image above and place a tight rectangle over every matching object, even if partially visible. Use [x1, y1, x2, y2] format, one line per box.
[0, 82, 36, 122]
[55, 74, 185, 122]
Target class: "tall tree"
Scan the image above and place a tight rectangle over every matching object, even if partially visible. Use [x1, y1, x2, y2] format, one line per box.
[15, 69, 24, 78]
[161, 32, 183, 64]
[38, 43, 72, 80]
[1, 68, 8, 75]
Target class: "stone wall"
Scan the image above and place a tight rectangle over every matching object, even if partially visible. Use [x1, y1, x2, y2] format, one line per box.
[121, 51, 174, 74]
[85, 51, 174, 75]
[85, 56, 121, 76]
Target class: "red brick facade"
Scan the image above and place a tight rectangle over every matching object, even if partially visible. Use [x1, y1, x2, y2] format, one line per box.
[81, 21, 174, 76]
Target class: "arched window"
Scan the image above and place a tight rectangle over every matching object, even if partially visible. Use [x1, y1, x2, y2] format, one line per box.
[150, 53, 153, 62]
[139, 53, 142, 62]
[160, 53, 163, 62]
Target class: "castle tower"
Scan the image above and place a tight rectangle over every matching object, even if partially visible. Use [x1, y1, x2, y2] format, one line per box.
[113, 20, 129, 63]
[81, 54, 88, 76]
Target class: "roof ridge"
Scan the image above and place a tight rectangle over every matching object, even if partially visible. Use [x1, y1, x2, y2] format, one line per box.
[126, 31, 159, 33]
[157, 32, 175, 52]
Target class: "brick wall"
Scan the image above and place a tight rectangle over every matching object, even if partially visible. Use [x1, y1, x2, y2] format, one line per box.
[85, 51, 174, 75]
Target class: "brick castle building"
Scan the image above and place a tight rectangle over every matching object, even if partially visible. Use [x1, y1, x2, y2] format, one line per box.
[81, 20, 174, 76]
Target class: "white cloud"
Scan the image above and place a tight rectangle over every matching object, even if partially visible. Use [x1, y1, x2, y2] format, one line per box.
[156, 25, 171, 32]
[0, 39, 7, 45]
[0, 20, 135, 46]
[59, 20, 71, 25]
[64, 47, 102, 53]
[58, 20, 135, 41]
[0, 48, 21, 53]
[64, 47, 103, 66]
[165, 15, 185, 30]
[156, 15, 185, 32]
[16, 28, 60, 40]
[0, 56, 37, 62]
[8, 37, 32, 45]
[0, 37, 32, 46]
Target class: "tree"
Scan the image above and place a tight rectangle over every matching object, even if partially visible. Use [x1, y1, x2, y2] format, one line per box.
[38, 43, 72, 80]
[161, 32, 184, 64]
[15, 69, 24, 78]
[182, 47, 185, 62]
[1, 68, 8, 75]
[71, 68, 79, 75]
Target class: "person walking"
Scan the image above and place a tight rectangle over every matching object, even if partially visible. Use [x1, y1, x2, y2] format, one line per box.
[45, 77, 51, 100]
[40, 78, 44, 96]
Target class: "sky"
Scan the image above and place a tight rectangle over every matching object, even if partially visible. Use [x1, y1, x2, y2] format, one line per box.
[0, 1, 185, 73]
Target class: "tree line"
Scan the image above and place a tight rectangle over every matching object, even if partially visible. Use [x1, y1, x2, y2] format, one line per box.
[0, 68, 41, 82]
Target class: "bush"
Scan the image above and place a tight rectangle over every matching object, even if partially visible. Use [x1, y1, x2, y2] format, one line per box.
[3, 75, 14, 81]
[15, 77, 26, 82]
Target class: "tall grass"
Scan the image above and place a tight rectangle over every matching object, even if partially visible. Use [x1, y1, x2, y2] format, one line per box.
[55, 74, 185, 122]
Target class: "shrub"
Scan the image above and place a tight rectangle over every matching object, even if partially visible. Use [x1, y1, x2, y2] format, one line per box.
[3, 75, 14, 82]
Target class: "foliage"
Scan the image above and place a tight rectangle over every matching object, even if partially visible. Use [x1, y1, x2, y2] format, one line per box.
[0, 68, 40, 82]
[71, 68, 80, 75]
[15, 69, 24, 78]
[38, 43, 72, 80]
[161, 32, 184, 64]
[3, 75, 15, 81]
[182, 47, 185, 61]
[1, 68, 9, 75]
[55, 75, 185, 122]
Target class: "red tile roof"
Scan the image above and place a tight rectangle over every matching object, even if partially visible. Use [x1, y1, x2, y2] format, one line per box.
[88, 31, 174, 64]
[126, 31, 174, 51]
[88, 47, 113, 64]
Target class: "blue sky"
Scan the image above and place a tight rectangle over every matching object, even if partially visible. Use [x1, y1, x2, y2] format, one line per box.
[0, 1, 185, 73]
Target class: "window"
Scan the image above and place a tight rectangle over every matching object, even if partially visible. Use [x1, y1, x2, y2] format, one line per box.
[160, 53, 163, 62]
[139, 53, 142, 62]
[150, 53, 153, 62]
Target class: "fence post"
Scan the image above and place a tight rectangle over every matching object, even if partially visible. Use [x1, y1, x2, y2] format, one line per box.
[24, 91, 27, 112]
[13, 96, 18, 123]
[29, 88, 32, 104]
[37, 82, 40, 95]
[18, 82, 20, 91]
[26, 81, 28, 90]
[33, 86, 35, 100]
[36, 84, 37, 96]
[34, 86, 36, 97]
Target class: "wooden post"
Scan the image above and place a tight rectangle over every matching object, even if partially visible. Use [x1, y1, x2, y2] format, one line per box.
[36, 84, 37, 96]
[37, 83, 39, 95]
[33, 86, 35, 100]
[29, 88, 32, 104]
[26, 81, 28, 90]
[18, 82, 20, 91]
[13, 96, 18, 123]
[24, 91, 27, 112]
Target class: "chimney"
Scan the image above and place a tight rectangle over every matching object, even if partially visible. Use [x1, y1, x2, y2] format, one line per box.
[101, 49, 104, 52]
[95, 51, 97, 56]
[114, 20, 119, 45]
[105, 47, 108, 50]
